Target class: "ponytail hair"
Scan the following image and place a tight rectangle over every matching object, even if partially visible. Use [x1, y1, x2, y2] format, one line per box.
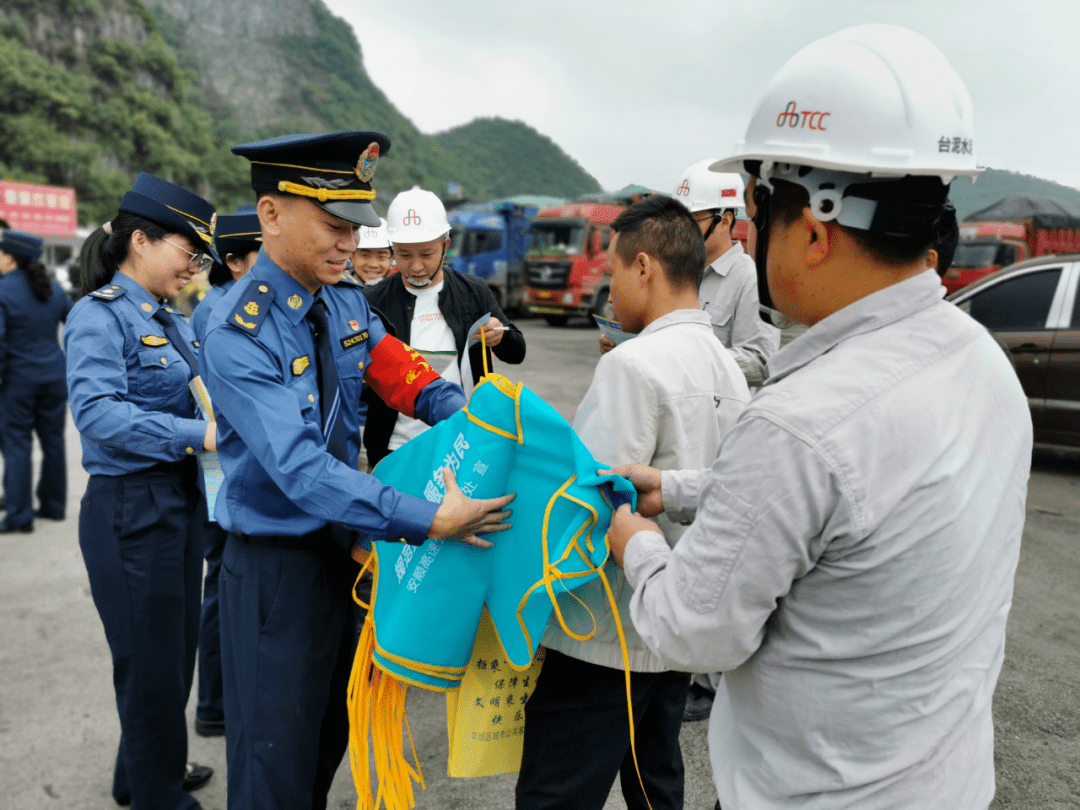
[13, 255, 54, 302]
[79, 213, 171, 297]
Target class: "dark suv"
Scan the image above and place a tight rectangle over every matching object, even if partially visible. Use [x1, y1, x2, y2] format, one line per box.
[948, 255, 1080, 448]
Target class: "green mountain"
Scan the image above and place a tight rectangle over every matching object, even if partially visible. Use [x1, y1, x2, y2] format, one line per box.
[432, 118, 600, 200]
[0, 0, 600, 225]
[950, 168, 1080, 221]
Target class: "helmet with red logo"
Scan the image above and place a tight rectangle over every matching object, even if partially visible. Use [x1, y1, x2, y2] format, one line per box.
[711, 24, 979, 184]
[357, 217, 391, 250]
[672, 160, 745, 213]
[710, 25, 976, 323]
[386, 187, 451, 244]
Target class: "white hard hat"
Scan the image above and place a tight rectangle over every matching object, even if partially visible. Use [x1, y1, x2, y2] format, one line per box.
[357, 217, 391, 250]
[711, 24, 979, 183]
[386, 187, 451, 244]
[672, 160, 745, 212]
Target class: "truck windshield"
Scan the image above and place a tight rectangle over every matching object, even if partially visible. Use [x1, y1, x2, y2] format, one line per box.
[448, 229, 502, 258]
[953, 243, 1003, 268]
[529, 222, 586, 256]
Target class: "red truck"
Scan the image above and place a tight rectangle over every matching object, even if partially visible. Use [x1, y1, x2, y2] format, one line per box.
[523, 203, 624, 326]
[942, 195, 1080, 294]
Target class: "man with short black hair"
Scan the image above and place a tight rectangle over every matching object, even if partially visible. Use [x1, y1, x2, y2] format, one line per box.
[516, 195, 749, 810]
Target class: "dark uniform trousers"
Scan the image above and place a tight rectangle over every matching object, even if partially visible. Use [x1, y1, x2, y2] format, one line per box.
[516, 649, 690, 810]
[196, 514, 227, 725]
[219, 529, 360, 810]
[78, 460, 202, 810]
[0, 376, 67, 526]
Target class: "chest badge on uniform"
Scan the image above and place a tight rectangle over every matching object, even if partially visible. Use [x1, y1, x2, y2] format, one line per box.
[141, 302, 153, 312]
[288, 294, 303, 309]
[355, 142, 379, 182]
[141, 335, 169, 347]
[348, 320, 360, 332]
[292, 355, 311, 376]
[340, 330, 369, 350]
[244, 301, 259, 316]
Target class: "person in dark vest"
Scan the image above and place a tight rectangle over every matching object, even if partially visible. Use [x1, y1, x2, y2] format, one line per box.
[0, 229, 71, 533]
[65, 174, 219, 808]
[363, 186, 526, 466]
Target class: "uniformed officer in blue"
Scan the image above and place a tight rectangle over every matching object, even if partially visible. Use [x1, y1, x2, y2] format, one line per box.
[188, 211, 262, 739]
[190, 211, 261, 343]
[0, 229, 71, 533]
[65, 174, 219, 809]
[200, 131, 515, 810]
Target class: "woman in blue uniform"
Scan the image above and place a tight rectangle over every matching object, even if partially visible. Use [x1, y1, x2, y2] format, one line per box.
[65, 174, 219, 809]
[0, 230, 71, 533]
[188, 211, 260, 739]
[189, 212, 260, 343]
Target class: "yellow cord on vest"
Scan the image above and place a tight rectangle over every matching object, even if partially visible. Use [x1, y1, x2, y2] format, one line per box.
[347, 374, 651, 809]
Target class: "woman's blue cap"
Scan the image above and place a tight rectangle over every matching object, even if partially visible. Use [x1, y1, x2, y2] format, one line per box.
[0, 229, 43, 263]
[117, 173, 221, 263]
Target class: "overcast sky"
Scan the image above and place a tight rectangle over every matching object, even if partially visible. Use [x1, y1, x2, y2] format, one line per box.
[325, 0, 1077, 194]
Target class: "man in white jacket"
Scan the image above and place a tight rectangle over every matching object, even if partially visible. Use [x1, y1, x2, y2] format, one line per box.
[516, 196, 750, 810]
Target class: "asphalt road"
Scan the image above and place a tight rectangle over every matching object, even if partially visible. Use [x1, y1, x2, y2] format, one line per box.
[1, 316, 1077, 809]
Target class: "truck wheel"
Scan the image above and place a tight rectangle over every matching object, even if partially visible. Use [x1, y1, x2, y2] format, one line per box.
[544, 315, 569, 327]
[592, 287, 615, 322]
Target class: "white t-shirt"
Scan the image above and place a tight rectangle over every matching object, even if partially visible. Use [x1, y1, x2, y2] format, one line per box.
[388, 281, 463, 450]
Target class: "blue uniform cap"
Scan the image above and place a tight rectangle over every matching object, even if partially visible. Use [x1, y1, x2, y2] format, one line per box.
[231, 131, 392, 228]
[0, 229, 43, 263]
[214, 213, 262, 259]
[118, 173, 221, 264]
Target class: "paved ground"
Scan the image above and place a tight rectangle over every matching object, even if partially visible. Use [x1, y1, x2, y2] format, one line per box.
[1, 316, 1077, 809]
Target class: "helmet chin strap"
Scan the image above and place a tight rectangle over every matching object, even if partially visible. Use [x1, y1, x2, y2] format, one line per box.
[403, 244, 447, 289]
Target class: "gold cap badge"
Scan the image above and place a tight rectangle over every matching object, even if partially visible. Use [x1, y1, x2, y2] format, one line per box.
[355, 142, 380, 183]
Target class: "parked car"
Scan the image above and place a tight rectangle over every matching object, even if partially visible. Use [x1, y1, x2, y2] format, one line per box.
[947, 255, 1080, 448]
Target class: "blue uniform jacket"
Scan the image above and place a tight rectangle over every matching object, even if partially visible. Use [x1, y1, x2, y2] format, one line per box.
[200, 252, 451, 543]
[0, 269, 72, 382]
[190, 280, 234, 343]
[64, 272, 207, 476]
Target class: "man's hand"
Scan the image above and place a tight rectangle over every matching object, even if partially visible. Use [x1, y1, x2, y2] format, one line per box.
[428, 468, 515, 549]
[473, 317, 506, 348]
[203, 422, 217, 453]
[608, 504, 661, 568]
[601, 463, 663, 518]
[598, 335, 616, 354]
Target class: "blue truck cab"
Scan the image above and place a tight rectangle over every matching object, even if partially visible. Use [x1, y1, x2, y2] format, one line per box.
[447, 202, 538, 313]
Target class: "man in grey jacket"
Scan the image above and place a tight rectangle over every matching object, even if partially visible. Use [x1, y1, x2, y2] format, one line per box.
[607, 25, 1029, 810]
[516, 196, 749, 810]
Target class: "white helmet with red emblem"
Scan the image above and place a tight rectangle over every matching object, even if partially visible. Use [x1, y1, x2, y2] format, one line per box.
[711, 24, 979, 186]
[386, 187, 451, 244]
[672, 160, 745, 213]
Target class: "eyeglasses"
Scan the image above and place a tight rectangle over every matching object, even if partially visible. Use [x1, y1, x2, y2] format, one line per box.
[163, 238, 213, 274]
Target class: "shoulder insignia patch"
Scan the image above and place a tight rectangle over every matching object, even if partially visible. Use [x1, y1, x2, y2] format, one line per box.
[292, 355, 311, 376]
[88, 284, 125, 302]
[141, 335, 169, 347]
[226, 279, 275, 336]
